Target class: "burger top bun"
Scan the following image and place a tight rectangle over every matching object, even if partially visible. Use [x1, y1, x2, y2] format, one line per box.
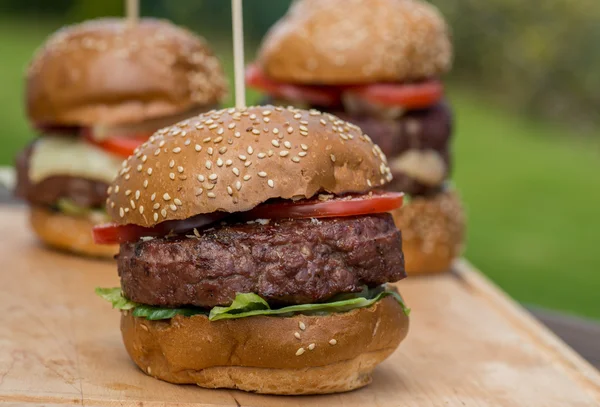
[258, 0, 452, 84]
[27, 18, 228, 126]
[107, 105, 393, 226]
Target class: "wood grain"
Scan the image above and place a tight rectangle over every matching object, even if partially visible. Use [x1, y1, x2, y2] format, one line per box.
[0, 207, 599, 406]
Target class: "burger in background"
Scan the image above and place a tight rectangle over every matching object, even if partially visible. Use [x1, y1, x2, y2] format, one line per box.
[247, 0, 465, 274]
[94, 105, 409, 394]
[15, 18, 228, 258]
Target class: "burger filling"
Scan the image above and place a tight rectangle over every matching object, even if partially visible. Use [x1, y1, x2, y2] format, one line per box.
[95, 192, 410, 320]
[247, 64, 452, 195]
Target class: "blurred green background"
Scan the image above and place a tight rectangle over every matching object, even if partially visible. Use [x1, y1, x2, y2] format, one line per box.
[0, 0, 599, 319]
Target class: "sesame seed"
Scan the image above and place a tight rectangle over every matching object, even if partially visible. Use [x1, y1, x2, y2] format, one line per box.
[226, 159, 233, 166]
[308, 343, 315, 351]
[295, 348, 305, 356]
[287, 126, 294, 134]
[252, 129, 261, 135]
[206, 183, 215, 190]
[231, 167, 240, 176]
[367, 179, 372, 187]
[195, 144, 202, 152]
[119, 208, 124, 218]
[268, 179, 274, 188]
[292, 156, 300, 163]
[208, 124, 218, 130]
[195, 188, 203, 196]
[294, 113, 302, 120]
[207, 147, 214, 155]
[141, 155, 147, 162]
[161, 209, 167, 218]
[214, 136, 223, 143]
[245, 161, 252, 167]
[299, 125, 308, 132]
[184, 139, 191, 146]
[170, 204, 177, 211]
[208, 173, 218, 181]
[298, 151, 307, 157]
[329, 339, 337, 346]
[139, 206, 144, 214]
[169, 160, 175, 168]
[238, 154, 247, 161]
[125, 190, 132, 196]
[125, 174, 130, 180]
[217, 128, 224, 136]
[283, 141, 292, 149]
[153, 213, 159, 222]
[203, 137, 212, 143]
[294, 332, 301, 339]
[207, 192, 216, 198]
[169, 173, 175, 180]
[228, 123, 236, 129]
[271, 140, 280, 147]
[227, 186, 233, 195]
[216, 158, 223, 167]
[268, 150, 274, 157]
[234, 131, 241, 138]
[249, 114, 257, 120]
[136, 164, 143, 172]
[301, 144, 308, 151]
[163, 193, 171, 201]
[263, 117, 271, 123]
[258, 171, 267, 178]
[151, 193, 156, 201]
[262, 110, 272, 116]
[299, 322, 306, 330]
[257, 152, 266, 159]
[135, 190, 140, 200]
[279, 151, 289, 157]
[153, 203, 160, 210]
[173, 147, 181, 153]
[147, 168, 153, 175]
[247, 146, 253, 155]
[124, 208, 130, 213]
[174, 198, 182, 206]
[205, 161, 212, 170]
[197, 174, 205, 182]
[219, 147, 227, 154]
[205, 119, 214, 125]
[243, 175, 251, 181]
[115, 185, 120, 193]
[300, 131, 308, 137]
[330, 154, 336, 163]
[234, 180, 242, 191]
[177, 166, 184, 173]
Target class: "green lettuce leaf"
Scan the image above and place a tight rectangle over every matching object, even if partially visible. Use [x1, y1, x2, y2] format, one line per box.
[95, 286, 410, 321]
[57, 199, 108, 221]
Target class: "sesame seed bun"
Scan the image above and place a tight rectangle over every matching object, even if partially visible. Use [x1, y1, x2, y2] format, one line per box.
[106, 105, 392, 227]
[120, 296, 409, 395]
[27, 18, 227, 126]
[29, 206, 117, 258]
[258, 0, 452, 84]
[392, 189, 465, 274]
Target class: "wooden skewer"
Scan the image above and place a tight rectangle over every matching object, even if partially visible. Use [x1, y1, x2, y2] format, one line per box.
[126, 0, 139, 27]
[231, 0, 246, 108]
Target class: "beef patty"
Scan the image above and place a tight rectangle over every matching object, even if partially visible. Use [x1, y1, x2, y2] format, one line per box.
[15, 142, 109, 208]
[332, 102, 453, 195]
[118, 214, 405, 308]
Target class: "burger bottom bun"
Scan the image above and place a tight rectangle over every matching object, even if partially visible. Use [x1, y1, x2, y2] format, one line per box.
[392, 189, 465, 275]
[29, 206, 117, 259]
[121, 296, 409, 395]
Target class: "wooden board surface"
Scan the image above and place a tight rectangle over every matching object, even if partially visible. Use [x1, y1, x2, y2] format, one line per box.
[0, 207, 599, 407]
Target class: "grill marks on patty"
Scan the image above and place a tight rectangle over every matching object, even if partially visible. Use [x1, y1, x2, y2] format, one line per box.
[118, 214, 406, 308]
[14, 141, 109, 208]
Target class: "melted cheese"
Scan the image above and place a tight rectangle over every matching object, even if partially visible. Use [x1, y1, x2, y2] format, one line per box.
[29, 137, 123, 184]
[390, 149, 447, 186]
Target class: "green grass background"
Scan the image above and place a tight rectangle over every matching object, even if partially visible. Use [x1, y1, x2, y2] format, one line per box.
[1, 19, 599, 319]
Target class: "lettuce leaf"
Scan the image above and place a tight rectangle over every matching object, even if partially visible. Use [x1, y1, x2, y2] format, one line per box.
[95, 286, 410, 322]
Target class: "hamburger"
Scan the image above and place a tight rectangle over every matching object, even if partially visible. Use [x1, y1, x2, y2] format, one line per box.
[15, 18, 227, 258]
[247, 0, 465, 274]
[93, 105, 410, 394]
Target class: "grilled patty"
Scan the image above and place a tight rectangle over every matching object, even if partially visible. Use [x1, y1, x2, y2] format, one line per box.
[14, 142, 109, 208]
[118, 214, 406, 308]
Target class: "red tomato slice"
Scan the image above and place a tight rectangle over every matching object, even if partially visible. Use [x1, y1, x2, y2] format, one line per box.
[93, 192, 403, 244]
[82, 130, 151, 158]
[242, 191, 404, 221]
[346, 80, 444, 109]
[246, 64, 341, 106]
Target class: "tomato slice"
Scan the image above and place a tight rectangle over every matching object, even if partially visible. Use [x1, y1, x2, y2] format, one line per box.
[82, 129, 151, 158]
[93, 192, 403, 244]
[242, 191, 404, 220]
[246, 64, 342, 107]
[346, 80, 443, 109]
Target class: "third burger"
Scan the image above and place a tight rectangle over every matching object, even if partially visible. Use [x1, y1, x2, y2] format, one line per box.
[247, 0, 465, 274]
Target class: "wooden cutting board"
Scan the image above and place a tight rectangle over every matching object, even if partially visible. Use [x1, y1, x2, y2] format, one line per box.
[1, 207, 599, 406]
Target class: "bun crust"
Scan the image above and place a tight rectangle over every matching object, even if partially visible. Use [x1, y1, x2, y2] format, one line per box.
[30, 206, 117, 258]
[392, 189, 465, 274]
[259, 0, 452, 84]
[120, 296, 409, 394]
[107, 106, 392, 226]
[27, 18, 227, 126]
